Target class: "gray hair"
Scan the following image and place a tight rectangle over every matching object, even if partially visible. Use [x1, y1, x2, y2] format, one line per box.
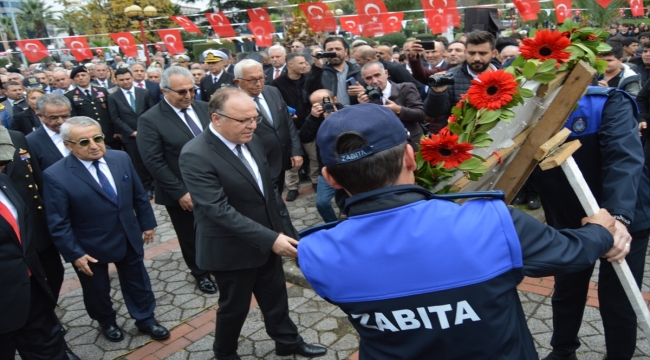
[36, 94, 71, 115]
[361, 60, 385, 72]
[268, 45, 286, 56]
[234, 59, 262, 79]
[160, 66, 193, 89]
[94, 62, 108, 70]
[60, 116, 101, 141]
[130, 62, 146, 71]
[146, 67, 162, 76]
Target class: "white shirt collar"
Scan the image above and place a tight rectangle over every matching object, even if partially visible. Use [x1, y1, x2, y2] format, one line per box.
[121, 86, 135, 97]
[78, 156, 106, 169]
[212, 70, 223, 78]
[209, 123, 239, 151]
[381, 81, 392, 102]
[164, 97, 193, 115]
[43, 125, 59, 137]
[77, 85, 92, 92]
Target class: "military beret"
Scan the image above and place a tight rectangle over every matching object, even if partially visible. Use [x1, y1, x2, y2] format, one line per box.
[70, 65, 88, 79]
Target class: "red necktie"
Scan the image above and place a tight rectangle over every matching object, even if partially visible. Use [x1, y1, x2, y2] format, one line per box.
[274, 69, 280, 79]
[138, 82, 144, 88]
[0, 201, 30, 276]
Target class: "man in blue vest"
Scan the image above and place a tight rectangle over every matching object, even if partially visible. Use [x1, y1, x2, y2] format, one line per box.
[297, 103, 631, 359]
[535, 87, 650, 360]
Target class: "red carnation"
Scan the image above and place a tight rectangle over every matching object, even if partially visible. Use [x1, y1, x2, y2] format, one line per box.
[420, 128, 474, 169]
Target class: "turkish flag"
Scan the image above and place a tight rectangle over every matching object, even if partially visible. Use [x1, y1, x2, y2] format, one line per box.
[422, 0, 459, 31]
[247, 22, 274, 47]
[553, 0, 572, 23]
[513, 0, 540, 21]
[629, 0, 644, 16]
[299, 3, 337, 32]
[382, 12, 403, 33]
[425, 9, 447, 34]
[157, 29, 185, 55]
[362, 22, 385, 37]
[354, 0, 388, 26]
[247, 9, 275, 33]
[109, 32, 139, 57]
[339, 15, 361, 36]
[595, 0, 614, 8]
[15, 40, 49, 62]
[62, 36, 93, 62]
[206, 12, 236, 37]
[170, 16, 202, 35]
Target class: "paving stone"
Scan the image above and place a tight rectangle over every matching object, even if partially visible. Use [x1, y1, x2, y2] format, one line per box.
[320, 332, 339, 346]
[253, 339, 275, 357]
[299, 312, 326, 327]
[186, 335, 215, 352]
[314, 318, 339, 331]
[330, 334, 358, 351]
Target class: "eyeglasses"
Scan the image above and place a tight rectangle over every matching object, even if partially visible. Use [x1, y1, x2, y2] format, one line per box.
[238, 76, 266, 84]
[42, 114, 71, 121]
[165, 87, 196, 97]
[65, 134, 105, 147]
[216, 112, 263, 125]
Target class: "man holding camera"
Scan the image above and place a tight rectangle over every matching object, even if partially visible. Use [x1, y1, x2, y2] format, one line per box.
[423, 31, 501, 133]
[304, 37, 364, 106]
[357, 61, 424, 146]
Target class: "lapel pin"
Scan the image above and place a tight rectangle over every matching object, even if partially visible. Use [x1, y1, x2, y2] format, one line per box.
[123, 174, 130, 181]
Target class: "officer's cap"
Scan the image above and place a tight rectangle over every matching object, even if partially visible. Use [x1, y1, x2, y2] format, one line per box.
[317, 104, 408, 166]
[203, 49, 228, 63]
[22, 76, 43, 89]
[70, 65, 88, 79]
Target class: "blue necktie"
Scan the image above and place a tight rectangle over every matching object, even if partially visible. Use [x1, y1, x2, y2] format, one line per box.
[180, 108, 203, 136]
[93, 160, 118, 205]
[127, 91, 136, 112]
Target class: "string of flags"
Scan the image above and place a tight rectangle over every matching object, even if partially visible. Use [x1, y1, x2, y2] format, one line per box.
[8, 0, 647, 63]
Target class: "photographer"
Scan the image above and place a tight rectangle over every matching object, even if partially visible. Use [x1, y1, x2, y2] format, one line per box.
[357, 61, 424, 146]
[304, 37, 365, 106]
[299, 89, 346, 223]
[423, 31, 501, 133]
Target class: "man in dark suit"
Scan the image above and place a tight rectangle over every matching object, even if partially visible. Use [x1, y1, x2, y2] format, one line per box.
[108, 68, 156, 198]
[264, 45, 288, 85]
[91, 63, 115, 89]
[0, 129, 70, 359]
[65, 65, 117, 148]
[137, 66, 217, 294]
[131, 63, 163, 104]
[179, 87, 327, 360]
[26, 93, 72, 170]
[43, 116, 169, 342]
[10, 87, 43, 135]
[357, 61, 425, 145]
[234, 60, 303, 193]
[200, 49, 235, 102]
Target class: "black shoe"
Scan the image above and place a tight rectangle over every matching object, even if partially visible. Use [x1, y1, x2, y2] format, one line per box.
[197, 277, 218, 294]
[286, 190, 299, 202]
[100, 323, 124, 342]
[512, 192, 527, 205]
[541, 353, 578, 360]
[527, 194, 541, 210]
[276, 343, 327, 357]
[312, 183, 318, 193]
[139, 323, 170, 340]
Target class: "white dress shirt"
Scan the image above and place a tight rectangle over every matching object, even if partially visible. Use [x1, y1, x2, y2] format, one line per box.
[121, 86, 136, 108]
[252, 93, 274, 124]
[78, 157, 117, 194]
[211, 70, 224, 84]
[164, 98, 203, 135]
[43, 126, 69, 156]
[381, 81, 392, 105]
[209, 124, 264, 195]
[134, 80, 147, 89]
[0, 188, 18, 227]
[96, 79, 109, 88]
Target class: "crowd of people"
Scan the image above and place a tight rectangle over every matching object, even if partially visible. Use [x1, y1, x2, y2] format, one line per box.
[0, 26, 649, 360]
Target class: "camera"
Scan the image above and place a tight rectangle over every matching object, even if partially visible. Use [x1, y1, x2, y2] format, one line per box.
[364, 86, 382, 103]
[321, 96, 335, 113]
[315, 51, 338, 59]
[428, 73, 455, 88]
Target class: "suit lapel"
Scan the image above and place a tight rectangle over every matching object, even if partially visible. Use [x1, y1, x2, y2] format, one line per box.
[0, 179, 26, 251]
[115, 89, 133, 113]
[37, 127, 64, 160]
[103, 152, 123, 205]
[160, 100, 195, 139]
[69, 156, 117, 205]
[262, 90, 281, 129]
[192, 102, 211, 129]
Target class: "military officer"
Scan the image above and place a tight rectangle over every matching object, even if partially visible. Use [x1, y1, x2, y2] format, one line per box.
[13, 76, 43, 117]
[65, 66, 117, 148]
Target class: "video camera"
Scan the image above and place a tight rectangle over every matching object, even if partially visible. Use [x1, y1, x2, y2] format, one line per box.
[428, 73, 455, 88]
[315, 52, 338, 59]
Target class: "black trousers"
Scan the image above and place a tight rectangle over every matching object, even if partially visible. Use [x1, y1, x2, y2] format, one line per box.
[76, 242, 156, 329]
[0, 280, 66, 360]
[123, 141, 154, 190]
[37, 243, 65, 303]
[211, 253, 302, 359]
[550, 228, 650, 360]
[165, 205, 209, 280]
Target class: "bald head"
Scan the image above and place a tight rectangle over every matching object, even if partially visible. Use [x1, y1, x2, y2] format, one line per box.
[309, 89, 336, 104]
[353, 45, 378, 67]
[376, 45, 393, 62]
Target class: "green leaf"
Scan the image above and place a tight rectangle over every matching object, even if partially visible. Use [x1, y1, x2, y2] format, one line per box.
[511, 55, 525, 68]
[416, 176, 433, 186]
[567, 45, 585, 56]
[594, 59, 608, 74]
[472, 133, 490, 143]
[522, 61, 537, 80]
[518, 88, 534, 98]
[451, 106, 462, 117]
[458, 158, 481, 170]
[537, 59, 557, 73]
[472, 165, 489, 173]
[472, 139, 492, 148]
[478, 109, 502, 124]
[596, 42, 612, 52]
[447, 122, 463, 135]
[476, 121, 499, 133]
[501, 109, 515, 117]
[464, 106, 477, 123]
[532, 73, 557, 84]
[459, 132, 469, 143]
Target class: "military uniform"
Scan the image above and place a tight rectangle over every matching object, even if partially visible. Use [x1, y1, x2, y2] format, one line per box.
[12, 98, 28, 117]
[0, 104, 11, 128]
[65, 86, 117, 147]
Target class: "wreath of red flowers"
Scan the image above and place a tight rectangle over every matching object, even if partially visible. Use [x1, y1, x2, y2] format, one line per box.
[519, 29, 572, 66]
[420, 128, 474, 169]
[466, 71, 519, 110]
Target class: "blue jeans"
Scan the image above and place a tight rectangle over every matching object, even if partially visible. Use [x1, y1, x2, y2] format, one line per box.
[316, 175, 338, 223]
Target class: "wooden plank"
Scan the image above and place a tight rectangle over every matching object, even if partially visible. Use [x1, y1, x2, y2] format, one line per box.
[539, 140, 581, 170]
[536, 71, 569, 98]
[493, 60, 596, 203]
[534, 128, 572, 161]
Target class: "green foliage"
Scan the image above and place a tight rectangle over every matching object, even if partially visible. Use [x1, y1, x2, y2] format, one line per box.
[378, 32, 407, 47]
[574, 0, 628, 28]
[414, 33, 436, 40]
[16, 0, 55, 40]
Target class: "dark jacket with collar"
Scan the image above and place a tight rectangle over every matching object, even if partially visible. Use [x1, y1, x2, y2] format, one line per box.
[385, 81, 425, 144]
[65, 86, 115, 145]
[271, 73, 309, 130]
[304, 61, 364, 105]
[627, 56, 650, 86]
[378, 58, 426, 100]
[264, 65, 287, 85]
[9, 107, 40, 136]
[108, 86, 155, 143]
[25, 125, 64, 171]
[299, 102, 345, 171]
[200, 71, 235, 102]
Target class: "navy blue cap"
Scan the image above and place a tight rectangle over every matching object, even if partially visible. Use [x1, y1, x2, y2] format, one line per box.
[316, 103, 408, 167]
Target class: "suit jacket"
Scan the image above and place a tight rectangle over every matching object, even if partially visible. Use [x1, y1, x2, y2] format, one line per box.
[137, 99, 211, 206]
[1, 99, 13, 117]
[388, 81, 425, 144]
[380, 58, 426, 100]
[65, 86, 115, 143]
[200, 71, 235, 102]
[92, 78, 115, 89]
[0, 173, 53, 334]
[4, 130, 49, 252]
[26, 125, 64, 170]
[180, 131, 283, 271]
[108, 87, 155, 143]
[254, 86, 303, 180]
[42, 150, 157, 264]
[264, 66, 287, 85]
[134, 80, 163, 104]
[12, 98, 28, 117]
[9, 107, 41, 135]
[225, 63, 235, 74]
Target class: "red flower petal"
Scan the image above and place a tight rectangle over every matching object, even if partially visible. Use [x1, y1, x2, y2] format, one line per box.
[466, 70, 519, 110]
[519, 29, 572, 65]
[420, 127, 474, 169]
